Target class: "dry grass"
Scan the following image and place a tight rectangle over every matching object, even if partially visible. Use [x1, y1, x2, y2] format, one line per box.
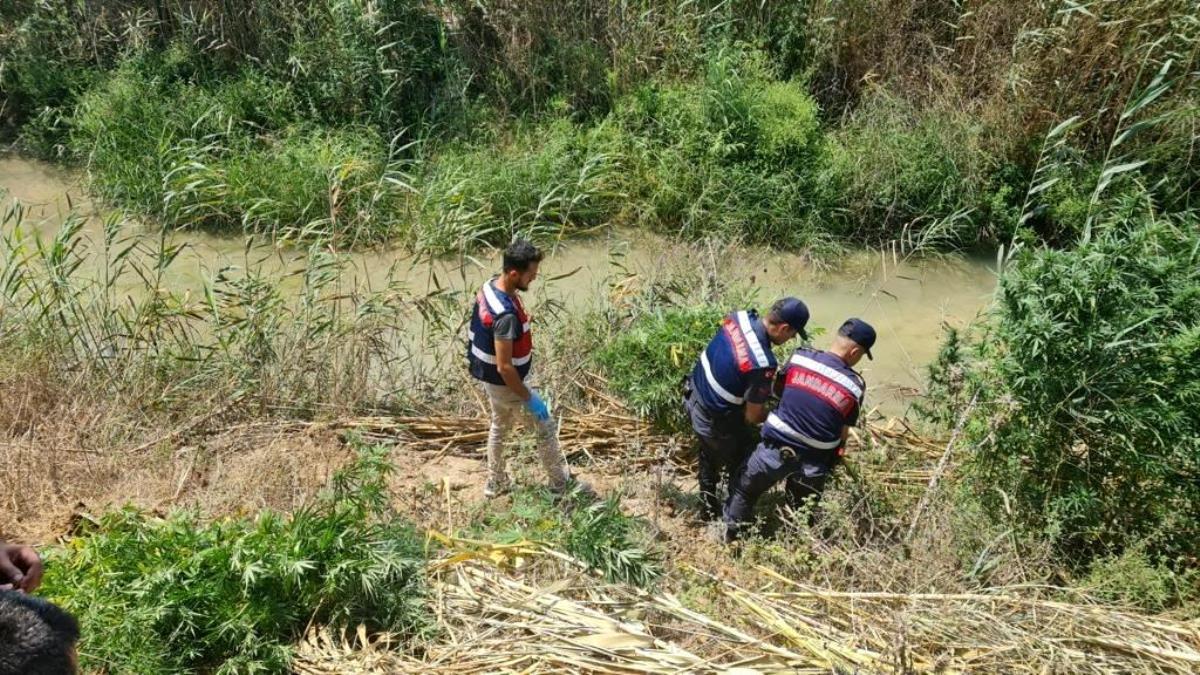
[0, 359, 354, 541]
[195, 405, 942, 482]
[0, 360, 160, 540]
[171, 426, 352, 515]
[6, 375, 1193, 674]
[294, 539, 1200, 674]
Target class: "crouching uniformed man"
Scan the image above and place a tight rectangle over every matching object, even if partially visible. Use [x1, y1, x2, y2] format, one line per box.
[721, 318, 876, 541]
[684, 298, 811, 521]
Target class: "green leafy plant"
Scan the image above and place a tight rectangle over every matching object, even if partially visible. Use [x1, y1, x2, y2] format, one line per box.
[473, 488, 662, 587]
[593, 305, 723, 433]
[42, 443, 430, 674]
[566, 496, 662, 587]
[408, 117, 623, 254]
[1081, 548, 1199, 612]
[961, 205, 1200, 569]
[813, 92, 994, 247]
[11, 1, 1196, 255]
[609, 45, 828, 249]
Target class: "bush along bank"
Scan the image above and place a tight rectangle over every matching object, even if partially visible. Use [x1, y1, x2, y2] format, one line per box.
[912, 54, 1200, 604]
[3, 1, 1198, 252]
[922, 199, 1200, 604]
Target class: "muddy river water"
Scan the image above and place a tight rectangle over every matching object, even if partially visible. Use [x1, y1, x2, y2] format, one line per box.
[1, 155, 997, 416]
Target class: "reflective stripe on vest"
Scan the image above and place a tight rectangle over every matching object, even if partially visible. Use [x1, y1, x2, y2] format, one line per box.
[789, 354, 863, 399]
[467, 279, 532, 385]
[722, 311, 771, 373]
[736, 311, 771, 370]
[785, 353, 861, 418]
[766, 413, 842, 450]
[469, 345, 532, 367]
[690, 310, 776, 413]
[763, 348, 864, 450]
[700, 351, 743, 405]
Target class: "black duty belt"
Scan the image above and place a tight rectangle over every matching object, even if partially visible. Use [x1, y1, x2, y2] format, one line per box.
[764, 439, 845, 465]
[762, 439, 801, 460]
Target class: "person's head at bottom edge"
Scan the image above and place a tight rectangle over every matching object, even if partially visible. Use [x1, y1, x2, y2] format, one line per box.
[0, 591, 79, 675]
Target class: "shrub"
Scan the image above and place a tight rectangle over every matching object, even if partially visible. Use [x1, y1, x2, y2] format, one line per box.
[756, 80, 824, 166]
[593, 305, 725, 433]
[474, 488, 662, 587]
[408, 118, 623, 254]
[915, 324, 970, 428]
[1082, 548, 1199, 613]
[959, 205, 1200, 569]
[813, 92, 996, 246]
[71, 58, 404, 243]
[0, 3, 101, 151]
[69, 63, 191, 213]
[611, 45, 827, 249]
[275, 0, 449, 131]
[42, 444, 430, 674]
[616, 46, 822, 169]
[1034, 159, 1101, 245]
[165, 125, 402, 244]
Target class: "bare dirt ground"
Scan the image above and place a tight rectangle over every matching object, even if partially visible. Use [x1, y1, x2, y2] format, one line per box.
[2, 412, 701, 549]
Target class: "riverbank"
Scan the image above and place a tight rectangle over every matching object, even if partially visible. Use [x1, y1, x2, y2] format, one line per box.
[4, 2, 1195, 252]
[1, 154, 998, 416]
[4, 3, 1199, 668]
[5, 158, 1200, 672]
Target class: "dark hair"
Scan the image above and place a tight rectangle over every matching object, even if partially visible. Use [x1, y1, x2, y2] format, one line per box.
[0, 592, 79, 675]
[502, 239, 543, 273]
[767, 298, 789, 324]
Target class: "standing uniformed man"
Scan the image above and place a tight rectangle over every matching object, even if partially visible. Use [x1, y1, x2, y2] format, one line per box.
[467, 239, 593, 499]
[721, 318, 876, 541]
[684, 298, 811, 521]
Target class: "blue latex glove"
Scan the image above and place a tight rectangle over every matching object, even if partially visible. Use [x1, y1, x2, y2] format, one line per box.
[526, 393, 551, 422]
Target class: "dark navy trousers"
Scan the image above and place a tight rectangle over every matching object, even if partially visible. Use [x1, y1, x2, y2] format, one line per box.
[684, 389, 756, 521]
[723, 440, 836, 539]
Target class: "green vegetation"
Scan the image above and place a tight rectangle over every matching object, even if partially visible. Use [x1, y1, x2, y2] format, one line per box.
[408, 118, 623, 252]
[68, 55, 409, 244]
[0, 212, 417, 419]
[593, 305, 723, 433]
[816, 93, 1001, 247]
[472, 488, 662, 587]
[895, 44, 1200, 609]
[928, 205, 1200, 576]
[1082, 549, 1199, 613]
[43, 444, 429, 674]
[3, 0, 1200, 658]
[3, 1, 1196, 251]
[606, 47, 827, 249]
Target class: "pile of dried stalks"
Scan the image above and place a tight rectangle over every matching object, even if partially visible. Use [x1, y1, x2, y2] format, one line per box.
[334, 405, 661, 468]
[294, 539, 1200, 674]
[218, 406, 943, 484]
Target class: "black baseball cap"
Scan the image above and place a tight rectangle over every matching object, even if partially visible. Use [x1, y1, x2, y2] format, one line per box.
[839, 318, 876, 359]
[773, 297, 810, 340]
